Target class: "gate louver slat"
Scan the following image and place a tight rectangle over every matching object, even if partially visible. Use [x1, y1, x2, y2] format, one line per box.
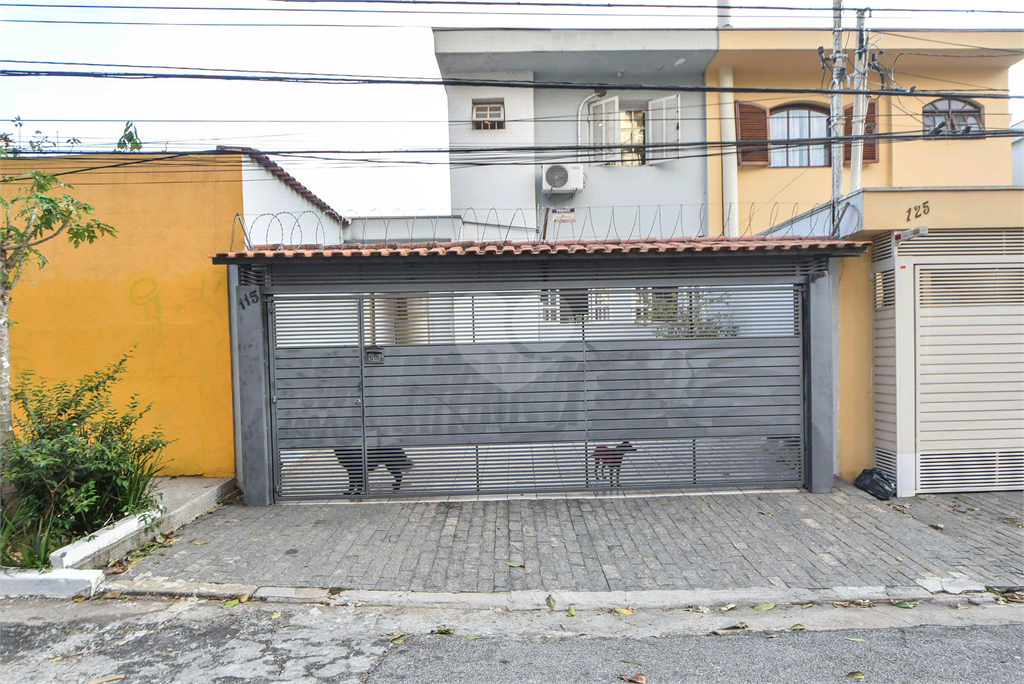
[915, 264, 1024, 492]
[270, 282, 806, 499]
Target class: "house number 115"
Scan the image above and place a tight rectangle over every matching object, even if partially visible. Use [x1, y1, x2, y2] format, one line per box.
[238, 288, 260, 311]
[906, 201, 930, 222]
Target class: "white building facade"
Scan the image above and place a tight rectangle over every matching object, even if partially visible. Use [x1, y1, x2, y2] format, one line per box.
[434, 29, 718, 242]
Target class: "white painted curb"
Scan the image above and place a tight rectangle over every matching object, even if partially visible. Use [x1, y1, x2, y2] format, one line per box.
[0, 568, 104, 598]
[49, 507, 163, 570]
[48, 477, 237, 570]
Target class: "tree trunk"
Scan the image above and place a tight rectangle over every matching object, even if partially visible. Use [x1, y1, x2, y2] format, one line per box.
[0, 287, 11, 506]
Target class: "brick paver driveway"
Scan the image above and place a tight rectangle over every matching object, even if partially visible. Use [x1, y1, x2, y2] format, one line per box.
[122, 482, 1023, 593]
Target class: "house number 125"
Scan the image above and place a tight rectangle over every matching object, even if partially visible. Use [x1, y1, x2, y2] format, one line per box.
[906, 201, 930, 222]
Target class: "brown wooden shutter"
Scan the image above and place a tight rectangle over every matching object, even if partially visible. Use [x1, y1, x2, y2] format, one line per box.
[734, 101, 770, 166]
[844, 98, 878, 164]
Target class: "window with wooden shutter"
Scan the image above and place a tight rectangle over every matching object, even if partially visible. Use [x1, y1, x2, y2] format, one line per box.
[843, 98, 878, 164]
[734, 101, 769, 166]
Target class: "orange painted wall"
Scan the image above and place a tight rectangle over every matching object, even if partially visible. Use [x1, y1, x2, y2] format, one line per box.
[1, 154, 243, 477]
[837, 251, 875, 483]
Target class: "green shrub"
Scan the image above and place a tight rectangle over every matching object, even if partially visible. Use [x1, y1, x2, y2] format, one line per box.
[1, 352, 168, 568]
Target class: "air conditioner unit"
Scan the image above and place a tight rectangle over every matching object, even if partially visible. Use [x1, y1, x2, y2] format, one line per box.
[542, 164, 585, 195]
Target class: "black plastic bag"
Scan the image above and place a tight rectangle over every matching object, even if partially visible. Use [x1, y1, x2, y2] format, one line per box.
[854, 468, 897, 501]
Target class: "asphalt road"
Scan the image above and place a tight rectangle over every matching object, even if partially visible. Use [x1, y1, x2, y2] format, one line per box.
[369, 625, 1023, 684]
[2, 596, 1022, 684]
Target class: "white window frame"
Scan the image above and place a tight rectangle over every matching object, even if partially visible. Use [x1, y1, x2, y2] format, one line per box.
[646, 94, 682, 163]
[472, 100, 505, 130]
[588, 96, 620, 164]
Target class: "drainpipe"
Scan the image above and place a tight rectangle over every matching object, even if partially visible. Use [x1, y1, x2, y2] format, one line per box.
[719, 65, 740, 238]
[577, 90, 607, 164]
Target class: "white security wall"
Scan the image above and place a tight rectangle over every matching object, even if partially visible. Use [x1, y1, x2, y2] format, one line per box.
[242, 158, 347, 246]
[446, 71, 539, 233]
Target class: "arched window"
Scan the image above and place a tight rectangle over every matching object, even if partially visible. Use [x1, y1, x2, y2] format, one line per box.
[922, 98, 983, 135]
[769, 106, 830, 167]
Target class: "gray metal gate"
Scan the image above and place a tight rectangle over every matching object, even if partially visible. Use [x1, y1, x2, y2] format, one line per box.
[268, 278, 807, 499]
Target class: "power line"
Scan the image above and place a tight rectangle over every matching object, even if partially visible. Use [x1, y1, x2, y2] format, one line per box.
[5, 126, 1017, 162]
[3, 59, 1011, 95]
[2, 69, 1019, 99]
[5, 1, 1024, 16]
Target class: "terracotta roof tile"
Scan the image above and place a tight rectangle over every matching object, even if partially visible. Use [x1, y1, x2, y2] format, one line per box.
[217, 146, 348, 224]
[212, 236, 868, 262]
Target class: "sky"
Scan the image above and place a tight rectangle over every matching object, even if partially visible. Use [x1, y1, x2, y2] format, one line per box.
[1, 0, 1023, 216]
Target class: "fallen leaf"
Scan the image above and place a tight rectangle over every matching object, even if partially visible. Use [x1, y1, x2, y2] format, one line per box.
[430, 626, 455, 636]
[847, 638, 867, 642]
[238, 594, 249, 603]
[753, 602, 776, 611]
[894, 556, 903, 562]
[195, 541, 209, 546]
[156, 534, 166, 544]
[614, 607, 634, 616]
[86, 677, 127, 684]
[834, 599, 873, 608]
[73, 595, 87, 603]
[719, 603, 737, 613]
[619, 674, 647, 683]
[891, 599, 919, 609]
[100, 591, 122, 600]
[328, 587, 345, 596]
[621, 659, 643, 666]
[546, 594, 555, 610]
[709, 622, 751, 635]
[789, 624, 806, 631]
[249, 538, 260, 542]
[506, 562, 524, 568]
[567, 605, 577, 617]
[461, 635, 482, 640]
[847, 672, 865, 680]
[271, 611, 282, 619]
[223, 599, 240, 609]
[47, 656, 62, 662]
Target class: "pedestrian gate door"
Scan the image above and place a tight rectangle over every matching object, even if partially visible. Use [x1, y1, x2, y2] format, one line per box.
[265, 266, 810, 500]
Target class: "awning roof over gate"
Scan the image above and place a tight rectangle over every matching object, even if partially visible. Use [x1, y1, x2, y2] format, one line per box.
[212, 237, 867, 263]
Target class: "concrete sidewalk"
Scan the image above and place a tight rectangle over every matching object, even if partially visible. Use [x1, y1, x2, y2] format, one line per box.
[118, 479, 1023, 597]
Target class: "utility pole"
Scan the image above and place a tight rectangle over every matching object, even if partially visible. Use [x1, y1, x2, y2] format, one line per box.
[829, 0, 845, 237]
[849, 9, 869, 193]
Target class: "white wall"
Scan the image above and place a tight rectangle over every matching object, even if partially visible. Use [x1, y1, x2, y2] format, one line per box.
[346, 215, 463, 243]
[533, 83, 709, 240]
[241, 158, 347, 246]
[443, 71, 709, 241]
[446, 71, 539, 233]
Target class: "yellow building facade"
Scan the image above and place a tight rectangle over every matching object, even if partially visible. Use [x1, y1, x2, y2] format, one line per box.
[1, 152, 345, 478]
[2, 154, 243, 477]
[704, 29, 1023, 489]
